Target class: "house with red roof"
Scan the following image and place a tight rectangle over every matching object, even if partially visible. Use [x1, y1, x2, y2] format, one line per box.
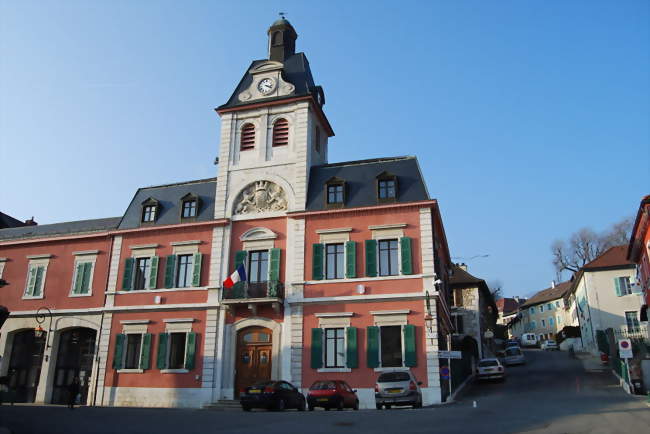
[627, 195, 650, 329]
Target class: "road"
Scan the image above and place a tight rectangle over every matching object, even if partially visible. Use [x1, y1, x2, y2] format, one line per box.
[0, 349, 648, 434]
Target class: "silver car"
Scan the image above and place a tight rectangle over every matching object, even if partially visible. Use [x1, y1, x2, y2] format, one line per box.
[375, 370, 423, 409]
[504, 346, 526, 366]
[477, 358, 505, 381]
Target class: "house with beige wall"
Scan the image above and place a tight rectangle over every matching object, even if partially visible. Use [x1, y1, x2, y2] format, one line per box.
[512, 281, 572, 343]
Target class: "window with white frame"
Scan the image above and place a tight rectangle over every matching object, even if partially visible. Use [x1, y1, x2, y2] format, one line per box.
[157, 321, 197, 371]
[378, 239, 399, 276]
[325, 243, 345, 279]
[547, 303, 552, 310]
[324, 328, 345, 368]
[379, 325, 403, 367]
[168, 332, 187, 369]
[249, 250, 269, 283]
[625, 311, 640, 333]
[113, 327, 152, 371]
[615, 277, 632, 296]
[71, 260, 94, 295]
[24, 258, 49, 298]
[540, 305, 544, 313]
[549, 317, 554, 327]
[124, 334, 143, 369]
[134, 257, 152, 290]
[541, 319, 546, 328]
[175, 254, 194, 288]
[555, 301, 560, 308]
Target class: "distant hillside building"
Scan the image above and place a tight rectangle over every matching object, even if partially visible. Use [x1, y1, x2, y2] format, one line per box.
[511, 281, 573, 342]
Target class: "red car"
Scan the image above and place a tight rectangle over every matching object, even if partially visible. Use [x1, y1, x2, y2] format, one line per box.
[307, 380, 359, 411]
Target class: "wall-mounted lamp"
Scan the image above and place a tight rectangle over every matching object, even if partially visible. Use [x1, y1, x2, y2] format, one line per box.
[356, 284, 365, 294]
[34, 306, 52, 361]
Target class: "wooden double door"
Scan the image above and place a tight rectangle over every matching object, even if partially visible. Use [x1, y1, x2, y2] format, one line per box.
[235, 327, 272, 397]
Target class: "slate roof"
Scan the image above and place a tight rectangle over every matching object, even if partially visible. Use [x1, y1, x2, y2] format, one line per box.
[117, 178, 217, 230]
[583, 245, 635, 270]
[520, 281, 572, 308]
[305, 156, 429, 211]
[0, 217, 121, 241]
[218, 53, 319, 111]
[0, 212, 25, 229]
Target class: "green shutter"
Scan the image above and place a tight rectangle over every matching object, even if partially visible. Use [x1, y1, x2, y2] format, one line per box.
[191, 253, 203, 287]
[312, 244, 324, 280]
[81, 262, 92, 294]
[367, 326, 380, 368]
[346, 327, 358, 368]
[268, 248, 281, 297]
[113, 334, 125, 369]
[122, 258, 135, 291]
[614, 277, 622, 297]
[185, 332, 197, 370]
[311, 328, 323, 369]
[73, 263, 84, 294]
[403, 324, 417, 367]
[148, 256, 159, 289]
[33, 266, 44, 296]
[365, 240, 377, 277]
[345, 241, 356, 278]
[26, 266, 37, 296]
[140, 333, 152, 370]
[232, 251, 248, 295]
[164, 255, 176, 289]
[157, 333, 169, 369]
[400, 237, 413, 275]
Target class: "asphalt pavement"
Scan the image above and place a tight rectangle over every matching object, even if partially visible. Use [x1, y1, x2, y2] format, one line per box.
[0, 349, 648, 434]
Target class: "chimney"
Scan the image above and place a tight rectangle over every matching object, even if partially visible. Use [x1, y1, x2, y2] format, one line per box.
[551, 281, 555, 289]
[458, 263, 467, 271]
[24, 217, 37, 226]
[513, 296, 520, 303]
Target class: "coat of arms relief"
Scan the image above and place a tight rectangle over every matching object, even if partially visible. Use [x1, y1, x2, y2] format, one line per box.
[234, 181, 287, 215]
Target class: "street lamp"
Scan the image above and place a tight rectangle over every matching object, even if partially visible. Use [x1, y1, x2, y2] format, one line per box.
[34, 306, 52, 360]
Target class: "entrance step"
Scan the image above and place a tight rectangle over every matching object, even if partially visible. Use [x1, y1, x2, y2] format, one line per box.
[203, 400, 242, 411]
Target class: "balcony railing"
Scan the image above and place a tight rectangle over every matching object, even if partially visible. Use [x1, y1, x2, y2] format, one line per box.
[222, 281, 284, 301]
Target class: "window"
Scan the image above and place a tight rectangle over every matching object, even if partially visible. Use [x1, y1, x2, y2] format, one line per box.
[124, 334, 143, 369]
[625, 311, 640, 333]
[327, 184, 343, 204]
[541, 319, 546, 328]
[314, 125, 321, 153]
[547, 303, 552, 310]
[380, 325, 402, 367]
[530, 307, 535, 314]
[378, 179, 396, 199]
[142, 206, 156, 222]
[134, 257, 151, 290]
[557, 316, 562, 325]
[531, 320, 536, 329]
[324, 328, 345, 368]
[615, 277, 632, 296]
[168, 332, 187, 369]
[24, 263, 46, 298]
[325, 243, 344, 279]
[71, 261, 93, 295]
[176, 254, 194, 288]
[182, 200, 197, 218]
[549, 317, 554, 327]
[240, 123, 255, 150]
[453, 288, 464, 307]
[555, 301, 560, 308]
[249, 250, 269, 283]
[272, 118, 289, 146]
[378, 239, 399, 276]
[540, 305, 544, 313]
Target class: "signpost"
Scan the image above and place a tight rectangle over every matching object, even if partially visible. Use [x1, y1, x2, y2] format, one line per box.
[438, 350, 462, 359]
[618, 339, 633, 359]
[440, 365, 450, 380]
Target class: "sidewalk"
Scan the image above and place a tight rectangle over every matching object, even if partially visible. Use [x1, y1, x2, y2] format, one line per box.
[575, 352, 607, 373]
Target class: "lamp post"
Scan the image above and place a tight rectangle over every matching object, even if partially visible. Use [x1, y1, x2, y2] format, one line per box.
[34, 306, 52, 361]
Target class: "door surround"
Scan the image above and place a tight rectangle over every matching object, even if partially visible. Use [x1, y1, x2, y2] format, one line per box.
[229, 317, 281, 393]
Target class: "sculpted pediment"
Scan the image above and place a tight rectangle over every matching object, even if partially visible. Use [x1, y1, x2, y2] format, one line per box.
[234, 181, 287, 215]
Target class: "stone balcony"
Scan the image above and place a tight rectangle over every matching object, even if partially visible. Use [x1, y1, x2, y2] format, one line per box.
[221, 281, 283, 314]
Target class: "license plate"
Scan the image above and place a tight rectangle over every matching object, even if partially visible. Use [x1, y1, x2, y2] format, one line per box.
[248, 389, 261, 394]
[318, 398, 329, 402]
[387, 388, 402, 394]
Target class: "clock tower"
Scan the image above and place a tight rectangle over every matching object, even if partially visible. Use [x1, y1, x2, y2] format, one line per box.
[212, 17, 333, 220]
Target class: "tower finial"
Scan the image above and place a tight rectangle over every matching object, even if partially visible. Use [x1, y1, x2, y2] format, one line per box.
[279, 12, 286, 20]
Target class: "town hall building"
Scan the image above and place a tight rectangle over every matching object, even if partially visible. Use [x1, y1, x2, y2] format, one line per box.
[0, 18, 455, 409]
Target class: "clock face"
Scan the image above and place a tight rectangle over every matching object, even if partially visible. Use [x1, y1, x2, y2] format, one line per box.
[257, 78, 275, 95]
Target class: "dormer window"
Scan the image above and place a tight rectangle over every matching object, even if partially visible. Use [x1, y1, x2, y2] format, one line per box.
[241, 123, 255, 150]
[180, 193, 200, 220]
[325, 177, 345, 209]
[141, 198, 159, 223]
[272, 118, 289, 147]
[376, 172, 398, 203]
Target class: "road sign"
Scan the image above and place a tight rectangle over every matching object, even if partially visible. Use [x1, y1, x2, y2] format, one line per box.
[438, 350, 462, 359]
[618, 339, 633, 359]
[440, 366, 450, 379]
[484, 330, 494, 339]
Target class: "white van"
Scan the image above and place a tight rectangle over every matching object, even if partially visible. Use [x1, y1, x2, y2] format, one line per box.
[520, 333, 538, 347]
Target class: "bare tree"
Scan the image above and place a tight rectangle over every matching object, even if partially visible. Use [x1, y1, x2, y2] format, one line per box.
[551, 217, 633, 273]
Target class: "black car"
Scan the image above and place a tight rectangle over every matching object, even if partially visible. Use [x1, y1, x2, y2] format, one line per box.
[240, 380, 306, 411]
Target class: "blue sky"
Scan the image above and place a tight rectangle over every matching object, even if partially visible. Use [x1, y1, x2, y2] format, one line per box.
[1, 0, 648, 298]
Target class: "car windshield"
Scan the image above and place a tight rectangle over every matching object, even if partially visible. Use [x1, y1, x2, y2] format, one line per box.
[310, 381, 337, 390]
[506, 348, 521, 356]
[478, 360, 499, 367]
[378, 372, 410, 382]
[250, 381, 275, 388]
[546, 341, 556, 344]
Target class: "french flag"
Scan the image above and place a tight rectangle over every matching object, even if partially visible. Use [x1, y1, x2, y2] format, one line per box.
[223, 264, 247, 289]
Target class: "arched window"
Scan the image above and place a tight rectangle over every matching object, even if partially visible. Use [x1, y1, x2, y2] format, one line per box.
[272, 118, 289, 147]
[272, 31, 283, 46]
[240, 123, 255, 150]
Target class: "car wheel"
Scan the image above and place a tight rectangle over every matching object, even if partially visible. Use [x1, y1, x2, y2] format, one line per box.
[337, 399, 344, 411]
[276, 399, 286, 411]
[354, 400, 359, 411]
[242, 405, 251, 412]
[414, 399, 422, 409]
[308, 404, 314, 411]
[298, 399, 306, 411]
[385, 404, 392, 409]
[376, 404, 382, 410]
